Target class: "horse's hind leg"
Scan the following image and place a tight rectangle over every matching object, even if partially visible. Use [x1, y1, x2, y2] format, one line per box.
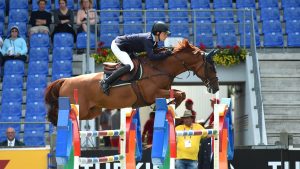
[156, 89, 186, 108]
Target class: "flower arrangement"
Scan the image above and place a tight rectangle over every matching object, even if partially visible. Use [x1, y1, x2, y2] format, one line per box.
[199, 43, 248, 67]
[90, 42, 118, 64]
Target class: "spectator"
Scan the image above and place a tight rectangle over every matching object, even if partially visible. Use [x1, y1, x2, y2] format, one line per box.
[0, 127, 25, 147]
[100, 108, 112, 147]
[0, 26, 27, 66]
[110, 109, 120, 147]
[185, 98, 197, 123]
[208, 97, 220, 126]
[29, 0, 52, 36]
[51, 0, 76, 42]
[142, 111, 155, 145]
[175, 110, 205, 169]
[76, 0, 96, 33]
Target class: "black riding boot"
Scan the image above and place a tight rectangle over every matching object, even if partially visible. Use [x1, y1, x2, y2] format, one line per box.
[100, 64, 131, 95]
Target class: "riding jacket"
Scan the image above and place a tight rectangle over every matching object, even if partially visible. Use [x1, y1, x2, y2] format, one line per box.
[114, 32, 172, 60]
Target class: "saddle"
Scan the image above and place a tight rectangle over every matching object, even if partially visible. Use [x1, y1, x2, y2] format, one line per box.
[103, 58, 142, 86]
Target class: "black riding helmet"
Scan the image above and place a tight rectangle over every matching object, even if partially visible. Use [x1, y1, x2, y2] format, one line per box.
[151, 21, 171, 35]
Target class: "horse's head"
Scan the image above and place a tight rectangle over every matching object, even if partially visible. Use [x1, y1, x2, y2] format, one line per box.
[172, 40, 219, 94]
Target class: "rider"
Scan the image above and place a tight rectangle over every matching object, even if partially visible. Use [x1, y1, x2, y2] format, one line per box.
[100, 21, 172, 95]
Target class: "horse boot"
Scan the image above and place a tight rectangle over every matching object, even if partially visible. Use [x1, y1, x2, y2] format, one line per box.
[100, 64, 131, 95]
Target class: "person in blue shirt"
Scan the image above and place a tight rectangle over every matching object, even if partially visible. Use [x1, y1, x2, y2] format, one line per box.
[0, 26, 27, 66]
[100, 21, 172, 95]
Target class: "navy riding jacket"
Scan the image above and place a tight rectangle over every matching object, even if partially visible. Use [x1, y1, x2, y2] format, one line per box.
[114, 32, 171, 60]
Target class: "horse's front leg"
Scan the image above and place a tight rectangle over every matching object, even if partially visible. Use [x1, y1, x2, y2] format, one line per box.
[155, 89, 186, 108]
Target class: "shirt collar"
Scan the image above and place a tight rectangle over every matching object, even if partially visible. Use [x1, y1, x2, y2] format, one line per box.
[8, 139, 15, 146]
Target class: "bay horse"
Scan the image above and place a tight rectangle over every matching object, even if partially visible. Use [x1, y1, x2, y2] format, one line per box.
[45, 39, 219, 126]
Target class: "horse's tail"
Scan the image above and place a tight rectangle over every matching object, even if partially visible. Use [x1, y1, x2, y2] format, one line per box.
[44, 79, 66, 126]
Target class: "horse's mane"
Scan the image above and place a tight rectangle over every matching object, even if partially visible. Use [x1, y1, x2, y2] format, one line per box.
[173, 39, 198, 53]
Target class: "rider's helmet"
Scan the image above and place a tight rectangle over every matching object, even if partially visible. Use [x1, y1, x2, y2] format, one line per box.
[151, 21, 171, 35]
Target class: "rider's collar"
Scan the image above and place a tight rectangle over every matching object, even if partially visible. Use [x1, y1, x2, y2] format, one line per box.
[151, 34, 157, 42]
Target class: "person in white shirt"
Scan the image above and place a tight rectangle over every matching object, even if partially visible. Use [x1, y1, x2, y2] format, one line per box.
[0, 127, 25, 147]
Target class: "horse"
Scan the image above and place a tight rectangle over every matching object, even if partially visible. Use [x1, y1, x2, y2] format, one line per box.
[45, 39, 219, 126]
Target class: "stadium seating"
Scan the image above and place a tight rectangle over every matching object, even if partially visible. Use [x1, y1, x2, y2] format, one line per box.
[52, 60, 73, 75]
[53, 33, 74, 48]
[240, 33, 261, 48]
[24, 115, 46, 131]
[217, 33, 237, 47]
[260, 7, 280, 21]
[100, 0, 120, 9]
[26, 74, 47, 89]
[24, 130, 45, 146]
[0, 22, 3, 36]
[285, 20, 300, 34]
[9, 0, 28, 9]
[283, 7, 300, 21]
[145, 10, 166, 22]
[27, 61, 48, 75]
[123, 0, 142, 9]
[190, 0, 210, 9]
[236, 9, 256, 22]
[51, 73, 72, 81]
[1, 88, 23, 103]
[4, 60, 25, 75]
[214, 8, 234, 21]
[9, 9, 28, 22]
[99, 33, 118, 48]
[236, 0, 256, 8]
[169, 9, 189, 22]
[2, 75, 23, 89]
[282, 0, 300, 8]
[100, 9, 120, 22]
[194, 21, 213, 35]
[238, 20, 259, 34]
[0, 0, 5, 9]
[169, 21, 190, 38]
[168, 0, 188, 9]
[76, 32, 96, 49]
[195, 33, 214, 48]
[29, 47, 49, 62]
[262, 20, 282, 34]
[123, 21, 144, 34]
[259, 0, 278, 8]
[1, 102, 22, 117]
[30, 33, 50, 48]
[213, 0, 233, 8]
[192, 9, 212, 22]
[215, 20, 235, 34]
[0, 9, 4, 22]
[145, 0, 164, 9]
[7, 22, 27, 37]
[263, 32, 284, 47]
[26, 88, 45, 103]
[287, 32, 300, 47]
[0, 115, 21, 135]
[123, 10, 143, 22]
[25, 102, 47, 116]
[100, 21, 120, 35]
[52, 47, 73, 61]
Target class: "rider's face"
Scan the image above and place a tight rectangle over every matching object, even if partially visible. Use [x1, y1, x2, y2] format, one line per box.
[159, 32, 169, 41]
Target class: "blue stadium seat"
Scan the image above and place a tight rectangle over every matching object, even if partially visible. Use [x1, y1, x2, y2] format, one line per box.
[100, 9, 120, 22]
[237, 9, 256, 22]
[53, 33, 74, 48]
[52, 47, 73, 61]
[1, 88, 22, 103]
[28, 61, 48, 75]
[263, 32, 284, 47]
[145, 10, 166, 22]
[287, 32, 300, 47]
[4, 60, 25, 75]
[282, 0, 300, 8]
[195, 33, 214, 48]
[24, 130, 45, 146]
[214, 8, 234, 21]
[29, 47, 49, 62]
[170, 21, 189, 38]
[100, 21, 120, 35]
[26, 102, 47, 116]
[9, 9, 28, 22]
[25, 115, 46, 131]
[192, 9, 212, 22]
[76, 32, 96, 49]
[7, 22, 27, 37]
[52, 73, 72, 81]
[194, 21, 213, 35]
[236, 0, 256, 8]
[286, 20, 300, 34]
[30, 33, 50, 47]
[260, 7, 280, 21]
[0, 22, 3, 36]
[238, 20, 259, 34]
[123, 9, 143, 22]
[169, 9, 189, 22]
[99, 33, 117, 48]
[32, 0, 51, 11]
[262, 20, 282, 34]
[168, 0, 188, 9]
[145, 0, 164, 9]
[0, 115, 21, 134]
[217, 33, 237, 47]
[0, 9, 4, 22]
[123, 21, 144, 34]
[259, 0, 278, 8]
[52, 60, 72, 74]
[2, 75, 23, 89]
[9, 0, 28, 9]
[55, 0, 74, 9]
[240, 33, 261, 48]
[0, 0, 5, 9]
[215, 20, 235, 34]
[1, 102, 22, 117]
[100, 0, 120, 9]
[26, 74, 47, 89]
[123, 0, 142, 9]
[26, 88, 45, 103]
[213, 0, 233, 8]
[191, 0, 210, 9]
[284, 7, 300, 21]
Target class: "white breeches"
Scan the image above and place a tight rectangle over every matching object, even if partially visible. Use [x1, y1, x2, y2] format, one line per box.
[111, 40, 134, 71]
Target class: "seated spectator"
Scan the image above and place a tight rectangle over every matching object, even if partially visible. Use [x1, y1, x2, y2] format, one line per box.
[76, 0, 96, 33]
[142, 111, 155, 145]
[51, 0, 76, 42]
[29, 0, 52, 36]
[0, 26, 27, 66]
[0, 127, 25, 147]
